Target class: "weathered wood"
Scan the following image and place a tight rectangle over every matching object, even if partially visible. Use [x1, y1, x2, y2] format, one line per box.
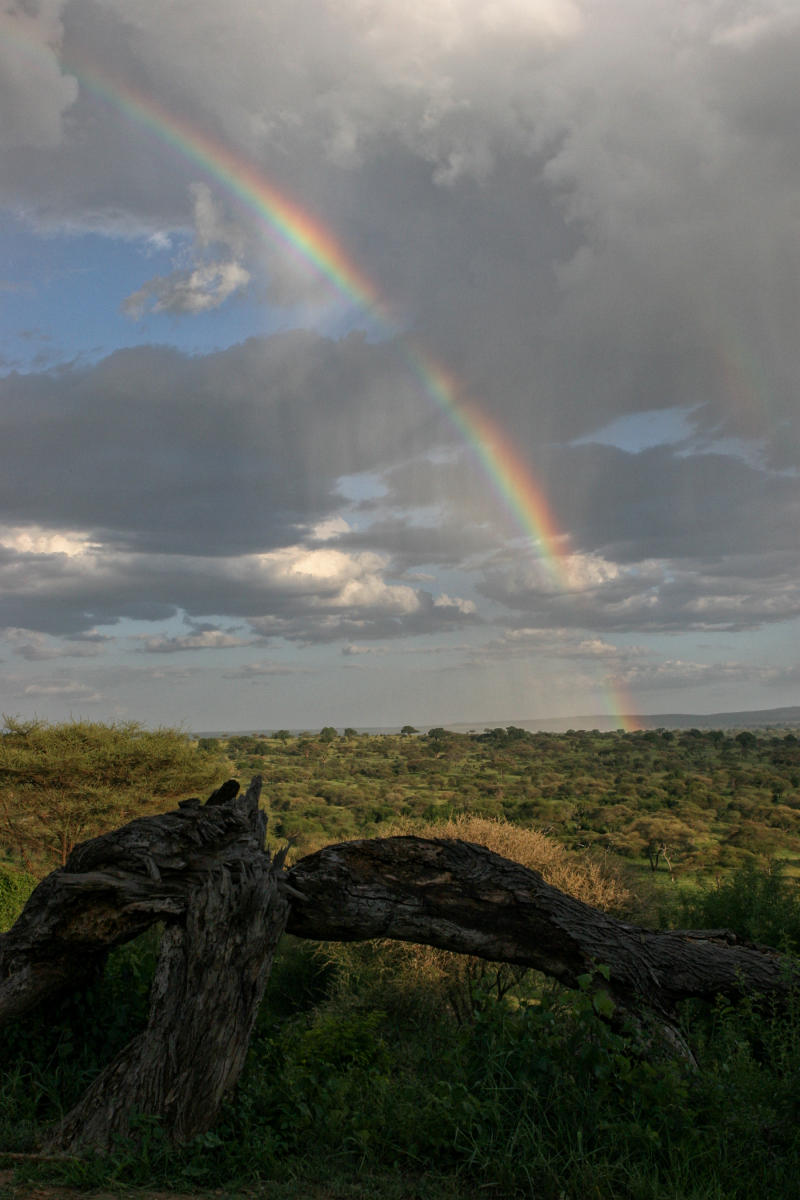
[2, 778, 291, 1150]
[3, 780, 800, 1152]
[48, 794, 290, 1150]
[286, 835, 799, 1015]
[0, 779, 272, 1023]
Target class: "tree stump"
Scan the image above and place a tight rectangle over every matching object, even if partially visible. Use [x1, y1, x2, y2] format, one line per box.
[1, 777, 290, 1150]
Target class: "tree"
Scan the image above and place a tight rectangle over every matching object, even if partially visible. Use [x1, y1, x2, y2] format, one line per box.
[0, 719, 226, 873]
[632, 816, 695, 874]
[2, 777, 798, 1153]
[319, 727, 338, 743]
[400, 725, 418, 737]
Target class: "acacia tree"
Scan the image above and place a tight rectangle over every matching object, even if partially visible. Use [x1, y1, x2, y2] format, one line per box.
[0, 719, 226, 873]
[1, 775, 798, 1153]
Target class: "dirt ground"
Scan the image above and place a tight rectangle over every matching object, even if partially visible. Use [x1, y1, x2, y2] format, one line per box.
[0, 1167, 477, 1200]
[0, 1173, 455, 1200]
[0, 1176, 237, 1200]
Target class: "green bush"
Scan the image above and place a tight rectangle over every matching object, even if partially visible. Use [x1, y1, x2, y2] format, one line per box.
[0, 864, 36, 931]
[0, 931, 159, 1153]
[0, 718, 229, 872]
[6, 937, 800, 1198]
[680, 859, 800, 951]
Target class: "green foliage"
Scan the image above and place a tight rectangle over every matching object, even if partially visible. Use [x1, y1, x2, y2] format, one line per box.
[196, 736, 221, 753]
[0, 864, 36, 931]
[10, 925, 800, 1198]
[0, 930, 159, 1152]
[680, 859, 800, 951]
[205, 724, 800, 871]
[6, 727, 800, 1196]
[0, 718, 228, 872]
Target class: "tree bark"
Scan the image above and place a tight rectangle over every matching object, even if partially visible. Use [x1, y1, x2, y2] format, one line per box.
[2, 781, 799, 1152]
[2, 778, 291, 1151]
[285, 835, 798, 1016]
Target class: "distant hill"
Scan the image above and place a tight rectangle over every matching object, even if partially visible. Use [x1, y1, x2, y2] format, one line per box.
[438, 705, 800, 734]
[196, 704, 800, 739]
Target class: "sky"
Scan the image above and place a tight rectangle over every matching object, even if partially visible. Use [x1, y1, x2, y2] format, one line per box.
[1, 0, 800, 732]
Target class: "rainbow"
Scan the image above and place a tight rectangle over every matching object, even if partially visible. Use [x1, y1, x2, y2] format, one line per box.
[408, 352, 572, 585]
[6, 14, 572, 583]
[3, 17, 663, 741]
[89, 69, 573, 580]
[605, 678, 641, 733]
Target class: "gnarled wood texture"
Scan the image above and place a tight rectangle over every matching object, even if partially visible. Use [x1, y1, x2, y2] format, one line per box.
[2, 778, 290, 1150]
[286, 836, 796, 1015]
[2, 778, 799, 1150]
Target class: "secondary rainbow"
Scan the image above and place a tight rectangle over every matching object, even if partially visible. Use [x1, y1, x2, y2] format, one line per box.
[8, 16, 572, 584]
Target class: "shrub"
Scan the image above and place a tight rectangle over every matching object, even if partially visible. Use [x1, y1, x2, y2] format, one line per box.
[0, 864, 36, 931]
[321, 814, 630, 1022]
[0, 718, 229, 873]
[680, 859, 800, 951]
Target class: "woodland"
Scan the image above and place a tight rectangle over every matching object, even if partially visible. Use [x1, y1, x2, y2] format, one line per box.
[2, 718, 800, 1199]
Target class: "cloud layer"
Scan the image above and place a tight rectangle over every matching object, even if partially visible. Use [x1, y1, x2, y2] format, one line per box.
[2, 0, 800, 721]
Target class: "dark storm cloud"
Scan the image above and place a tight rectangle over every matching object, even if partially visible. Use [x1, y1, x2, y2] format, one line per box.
[6, 1, 800, 460]
[370, 437, 800, 576]
[4, 0, 800, 698]
[546, 443, 800, 563]
[330, 517, 499, 569]
[0, 339, 797, 643]
[0, 332, 438, 555]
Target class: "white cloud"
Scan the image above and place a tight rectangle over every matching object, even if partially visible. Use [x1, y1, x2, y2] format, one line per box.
[123, 184, 250, 317]
[223, 661, 309, 679]
[481, 551, 623, 600]
[434, 592, 476, 614]
[244, 543, 422, 617]
[139, 630, 252, 653]
[0, 524, 95, 557]
[3, 626, 107, 660]
[123, 259, 250, 317]
[617, 658, 759, 691]
[23, 678, 103, 702]
[309, 516, 352, 542]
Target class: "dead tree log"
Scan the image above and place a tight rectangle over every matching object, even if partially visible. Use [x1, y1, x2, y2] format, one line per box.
[1, 777, 291, 1151]
[1, 777, 799, 1152]
[286, 836, 798, 1016]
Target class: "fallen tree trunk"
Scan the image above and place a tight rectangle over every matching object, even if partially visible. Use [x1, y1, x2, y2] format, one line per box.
[1, 777, 798, 1151]
[286, 835, 797, 1015]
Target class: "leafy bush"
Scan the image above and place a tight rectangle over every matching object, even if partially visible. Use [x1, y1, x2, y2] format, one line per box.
[680, 859, 800, 951]
[0, 864, 36, 931]
[0, 718, 228, 872]
[0, 930, 159, 1153]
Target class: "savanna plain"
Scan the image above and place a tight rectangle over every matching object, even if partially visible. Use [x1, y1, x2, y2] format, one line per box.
[3, 718, 800, 1199]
